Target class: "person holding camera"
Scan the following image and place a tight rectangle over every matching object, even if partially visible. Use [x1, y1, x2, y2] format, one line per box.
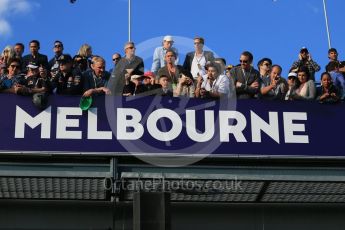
[195, 62, 230, 99]
[260, 65, 287, 100]
[50, 54, 83, 95]
[15, 62, 48, 96]
[290, 47, 320, 81]
[174, 70, 195, 97]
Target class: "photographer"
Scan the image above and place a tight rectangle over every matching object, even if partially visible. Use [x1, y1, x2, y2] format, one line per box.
[16, 62, 48, 96]
[290, 47, 320, 81]
[174, 70, 195, 97]
[195, 62, 230, 99]
[51, 54, 83, 95]
[260, 65, 287, 100]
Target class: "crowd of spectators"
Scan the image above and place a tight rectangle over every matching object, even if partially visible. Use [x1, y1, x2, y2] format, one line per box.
[1, 37, 345, 107]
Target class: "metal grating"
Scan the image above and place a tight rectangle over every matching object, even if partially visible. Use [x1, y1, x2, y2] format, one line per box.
[262, 181, 345, 203]
[261, 194, 345, 203]
[121, 178, 264, 202]
[266, 182, 345, 194]
[119, 174, 345, 203]
[0, 177, 108, 200]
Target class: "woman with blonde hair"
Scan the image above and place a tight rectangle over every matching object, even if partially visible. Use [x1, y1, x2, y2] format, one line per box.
[0, 45, 16, 67]
[74, 44, 93, 72]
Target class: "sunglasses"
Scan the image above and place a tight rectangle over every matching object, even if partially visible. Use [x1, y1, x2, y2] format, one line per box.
[127, 47, 135, 50]
[239, 60, 248, 64]
[263, 63, 271, 66]
[112, 58, 120, 61]
[10, 64, 20, 68]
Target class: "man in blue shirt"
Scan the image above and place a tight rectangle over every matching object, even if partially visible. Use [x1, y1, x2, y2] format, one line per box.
[151, 35, 179, 75]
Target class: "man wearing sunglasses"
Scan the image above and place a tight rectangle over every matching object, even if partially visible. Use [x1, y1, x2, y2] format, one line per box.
[48, 40, 65, 72]
[108, 53, 121, 74]
[0, 58, 24, 94]
[230, 51, 260, 99]
[112, 41, 144, 96]
[183, 37, 215, 80]
[257, 58, 272, 92]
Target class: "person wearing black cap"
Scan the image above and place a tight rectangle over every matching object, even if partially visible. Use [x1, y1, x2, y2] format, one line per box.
[290, 47, 320, 81]
[50, 54, 83, 95]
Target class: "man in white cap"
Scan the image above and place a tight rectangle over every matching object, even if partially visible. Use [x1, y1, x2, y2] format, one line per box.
[151, 35, 179, 75]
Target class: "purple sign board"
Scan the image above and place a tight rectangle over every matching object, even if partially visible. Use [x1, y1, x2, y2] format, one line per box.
[0, 94, 343, 158]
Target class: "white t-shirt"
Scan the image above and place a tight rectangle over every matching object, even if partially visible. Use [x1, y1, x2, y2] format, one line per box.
[201, 74, 230, 95]
[191, 53, 206, 79]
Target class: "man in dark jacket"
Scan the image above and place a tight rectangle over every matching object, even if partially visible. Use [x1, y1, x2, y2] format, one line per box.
[183, 37, 214, 80]
[83, 56, 111, 97]
[112, 41, 144, 96]
[22, 40, 49, 74]
[230, 51, 260, 99]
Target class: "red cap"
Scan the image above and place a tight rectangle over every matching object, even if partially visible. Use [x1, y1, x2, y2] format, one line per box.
[143, 71, 155, 78]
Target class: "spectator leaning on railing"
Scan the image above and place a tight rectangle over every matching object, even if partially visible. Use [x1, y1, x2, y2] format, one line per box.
[2, 40, 345, 104]
[82, 56, 111, 97]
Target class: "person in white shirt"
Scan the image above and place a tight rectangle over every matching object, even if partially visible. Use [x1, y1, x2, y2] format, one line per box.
[151, 35, 179, 75]
[195, 62, 230, 99]
[183, 37, 215, 80]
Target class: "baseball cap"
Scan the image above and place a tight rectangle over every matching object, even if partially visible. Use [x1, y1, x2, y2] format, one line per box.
[143, 71, 155, 78]
[131, 75, 143, 80]
[58, 54, 73, 63]
[300, 47, 309, 53]
[27, 62, 38, 69]
[287, 72, 297, 79]
[163, 35, 174, 42]
[226, 64, 234, 70]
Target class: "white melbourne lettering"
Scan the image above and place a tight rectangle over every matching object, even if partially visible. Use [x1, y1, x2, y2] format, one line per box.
[14, 106, 309, 144]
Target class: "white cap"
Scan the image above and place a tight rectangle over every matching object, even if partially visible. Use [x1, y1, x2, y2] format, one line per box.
[131, 75, 142, 80]
[288, 72, 297, 78]
[27, 63, 38, 69]
[163, 35, 174, 42]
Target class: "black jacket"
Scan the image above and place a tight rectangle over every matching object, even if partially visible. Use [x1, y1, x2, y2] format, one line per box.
[22, 53, 49, 73]
[182, 51, 215, 73]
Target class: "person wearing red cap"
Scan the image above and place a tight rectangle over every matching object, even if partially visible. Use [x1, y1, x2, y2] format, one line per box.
[141, 71, 162, 96]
